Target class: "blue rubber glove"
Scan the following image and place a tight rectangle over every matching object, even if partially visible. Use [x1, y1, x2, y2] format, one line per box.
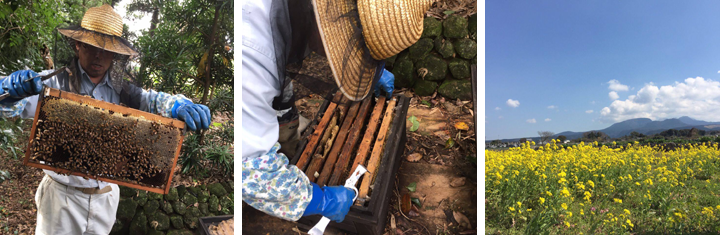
[1, 70, 43, 103]
[373, 68, 395, 97]
[302, 182, 356, 223]
[171, 99, 211, 131]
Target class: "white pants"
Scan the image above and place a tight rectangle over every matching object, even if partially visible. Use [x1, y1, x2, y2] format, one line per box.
[35, 175, 120, 235]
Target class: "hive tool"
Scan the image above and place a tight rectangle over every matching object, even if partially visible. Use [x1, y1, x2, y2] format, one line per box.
[0, 66, 69, 102]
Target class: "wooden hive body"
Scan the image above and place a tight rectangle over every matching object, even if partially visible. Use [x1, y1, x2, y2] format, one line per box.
[23, 87, 185, 194]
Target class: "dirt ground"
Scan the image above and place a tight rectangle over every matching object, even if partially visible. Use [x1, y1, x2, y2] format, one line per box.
[242, 53, 478, 235]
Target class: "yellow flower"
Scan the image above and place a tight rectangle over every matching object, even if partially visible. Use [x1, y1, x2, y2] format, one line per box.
[624, 209, 630, 215]
[517, 201, 522, 207]
[561, 203, 568, 210]
[558, 171, 567, 178]
[508, 206, 515, 212]
[527, 208, 532, 212]
[614, 198, 623, 204]
[580, 209, 584, 215]
[567, 211, 573, 217]
[561, 188, 571, 197]
[587, 180, 594, 188]
[539, 197, 545, 204]
[626, 219, 634, 228]
[564, 221, 570, 227]
[546, 191, 553, 197]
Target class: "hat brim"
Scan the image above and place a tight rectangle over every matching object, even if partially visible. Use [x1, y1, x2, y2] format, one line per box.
[59, 28, 139, 56]
[312, 0, 381, 101]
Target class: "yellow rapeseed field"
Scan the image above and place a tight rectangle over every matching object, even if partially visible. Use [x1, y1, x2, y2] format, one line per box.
[486, 140, 720, 234]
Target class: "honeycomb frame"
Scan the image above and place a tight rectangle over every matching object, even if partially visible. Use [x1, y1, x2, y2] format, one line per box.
[23, 87, 186, 194]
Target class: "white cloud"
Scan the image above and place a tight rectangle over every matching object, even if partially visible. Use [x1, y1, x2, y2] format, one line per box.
[547, 105, 557, 109]
[527, 118, 536, 123]
[591, 101, 596, 105]
[608, 79, 629, 92]
[545, 118, 551, 122]
[507, 99, 520, 108]
[495, 107, 501, 111]
[600, 77, 720, 123]
[586, 110, 594, 114]
[498, 116, 503, 119]
[609, 91, 619, 100]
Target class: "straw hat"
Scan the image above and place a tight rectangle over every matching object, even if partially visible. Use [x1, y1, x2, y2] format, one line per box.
[58, 4, 138, 56]
[312, 0, 433, 101]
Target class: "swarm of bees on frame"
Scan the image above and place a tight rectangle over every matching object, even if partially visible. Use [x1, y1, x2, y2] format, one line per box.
[30, 97, 182, 188]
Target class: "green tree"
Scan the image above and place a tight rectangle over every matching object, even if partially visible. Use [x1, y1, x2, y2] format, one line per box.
[557, 135, 567, 142]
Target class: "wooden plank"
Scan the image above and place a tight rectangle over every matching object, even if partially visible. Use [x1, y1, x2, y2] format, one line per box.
[348, 96, 386, 182]
[294, 102, 338, 171]
[316, 101, 362, 186]
[304, 110, 337, 181]
[328, 97, 373, 185]
[305, 99, 349, 182]
[358, 98, 396, 199]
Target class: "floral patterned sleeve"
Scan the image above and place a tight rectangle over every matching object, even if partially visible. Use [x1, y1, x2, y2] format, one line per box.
[141, 89, 191, 117]
[0, 99, 29, 118]
[242, 142, 314, 221]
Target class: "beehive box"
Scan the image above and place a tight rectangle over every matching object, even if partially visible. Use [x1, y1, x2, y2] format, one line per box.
[290, 91, 410, 235]
[23, 87, 185, 194]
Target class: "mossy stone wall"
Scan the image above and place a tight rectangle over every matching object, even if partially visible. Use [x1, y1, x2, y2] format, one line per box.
[387, 14, 477, 100]
[111, 181, 234, 235]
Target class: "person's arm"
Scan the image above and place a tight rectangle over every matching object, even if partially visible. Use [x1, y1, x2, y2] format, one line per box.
[119, 84, 211, 131]
[0, 70, 60, 118]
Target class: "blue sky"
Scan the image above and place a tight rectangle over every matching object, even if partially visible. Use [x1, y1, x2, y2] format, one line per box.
[486, 1, 720, 140]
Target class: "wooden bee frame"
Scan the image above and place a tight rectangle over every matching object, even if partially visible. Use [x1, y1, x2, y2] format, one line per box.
[23, 87, 185, 194]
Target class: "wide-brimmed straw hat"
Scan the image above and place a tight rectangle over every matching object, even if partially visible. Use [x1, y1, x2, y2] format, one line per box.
[313, 0, 433, 101]
[58, 4, 139, 56]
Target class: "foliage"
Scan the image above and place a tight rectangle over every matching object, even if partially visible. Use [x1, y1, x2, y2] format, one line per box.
[0, 118, 26, 159]
[130, 0, 233, 102]
[557, 135, 567, 142]
[538, 131, 554, 144]
[0, 0, 114, 75]
[179, 119, 233, 177]
[487, 140, 720, 234]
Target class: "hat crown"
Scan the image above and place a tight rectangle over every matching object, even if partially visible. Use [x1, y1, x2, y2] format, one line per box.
[80, 4, 123, 37]
[359, 0, 433, 60]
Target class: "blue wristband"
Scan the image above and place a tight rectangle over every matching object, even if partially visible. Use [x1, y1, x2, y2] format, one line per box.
[302, 182, 325, 216]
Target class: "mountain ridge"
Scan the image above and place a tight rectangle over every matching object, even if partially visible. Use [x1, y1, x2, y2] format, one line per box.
[492, 116, 720, 143]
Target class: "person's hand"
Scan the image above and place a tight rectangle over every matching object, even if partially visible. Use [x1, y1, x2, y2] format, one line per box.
[1, 70, 43, 100]
[171, 99, 211, 131]
[302, 183, 356, 222]
[374, 68, 395, 97]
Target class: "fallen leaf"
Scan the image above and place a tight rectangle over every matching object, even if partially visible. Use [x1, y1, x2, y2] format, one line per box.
[450, 177, 466, 187]
[408, 116, 420, 132]
[453, 211, 472, 229]
[454, 122, 469, 131]
[406, 153, 422, 162]
[411, 198, 422, 207]
[401, 193, 412, 214]
[390, 214, 397, 230]
[408, 210, 420, 217]
[445, 137, 455, 149]
[407, 182, 417, 192]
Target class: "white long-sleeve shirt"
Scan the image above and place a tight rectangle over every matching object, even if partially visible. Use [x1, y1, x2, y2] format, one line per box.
[241, 0, 314, 221]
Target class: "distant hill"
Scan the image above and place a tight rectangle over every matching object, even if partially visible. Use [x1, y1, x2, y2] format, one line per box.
[490, 117, 720, 143]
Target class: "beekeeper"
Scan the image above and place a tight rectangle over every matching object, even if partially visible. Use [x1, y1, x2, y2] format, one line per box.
[0, 5, 211, 234]
[242, 0, 432, 223]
